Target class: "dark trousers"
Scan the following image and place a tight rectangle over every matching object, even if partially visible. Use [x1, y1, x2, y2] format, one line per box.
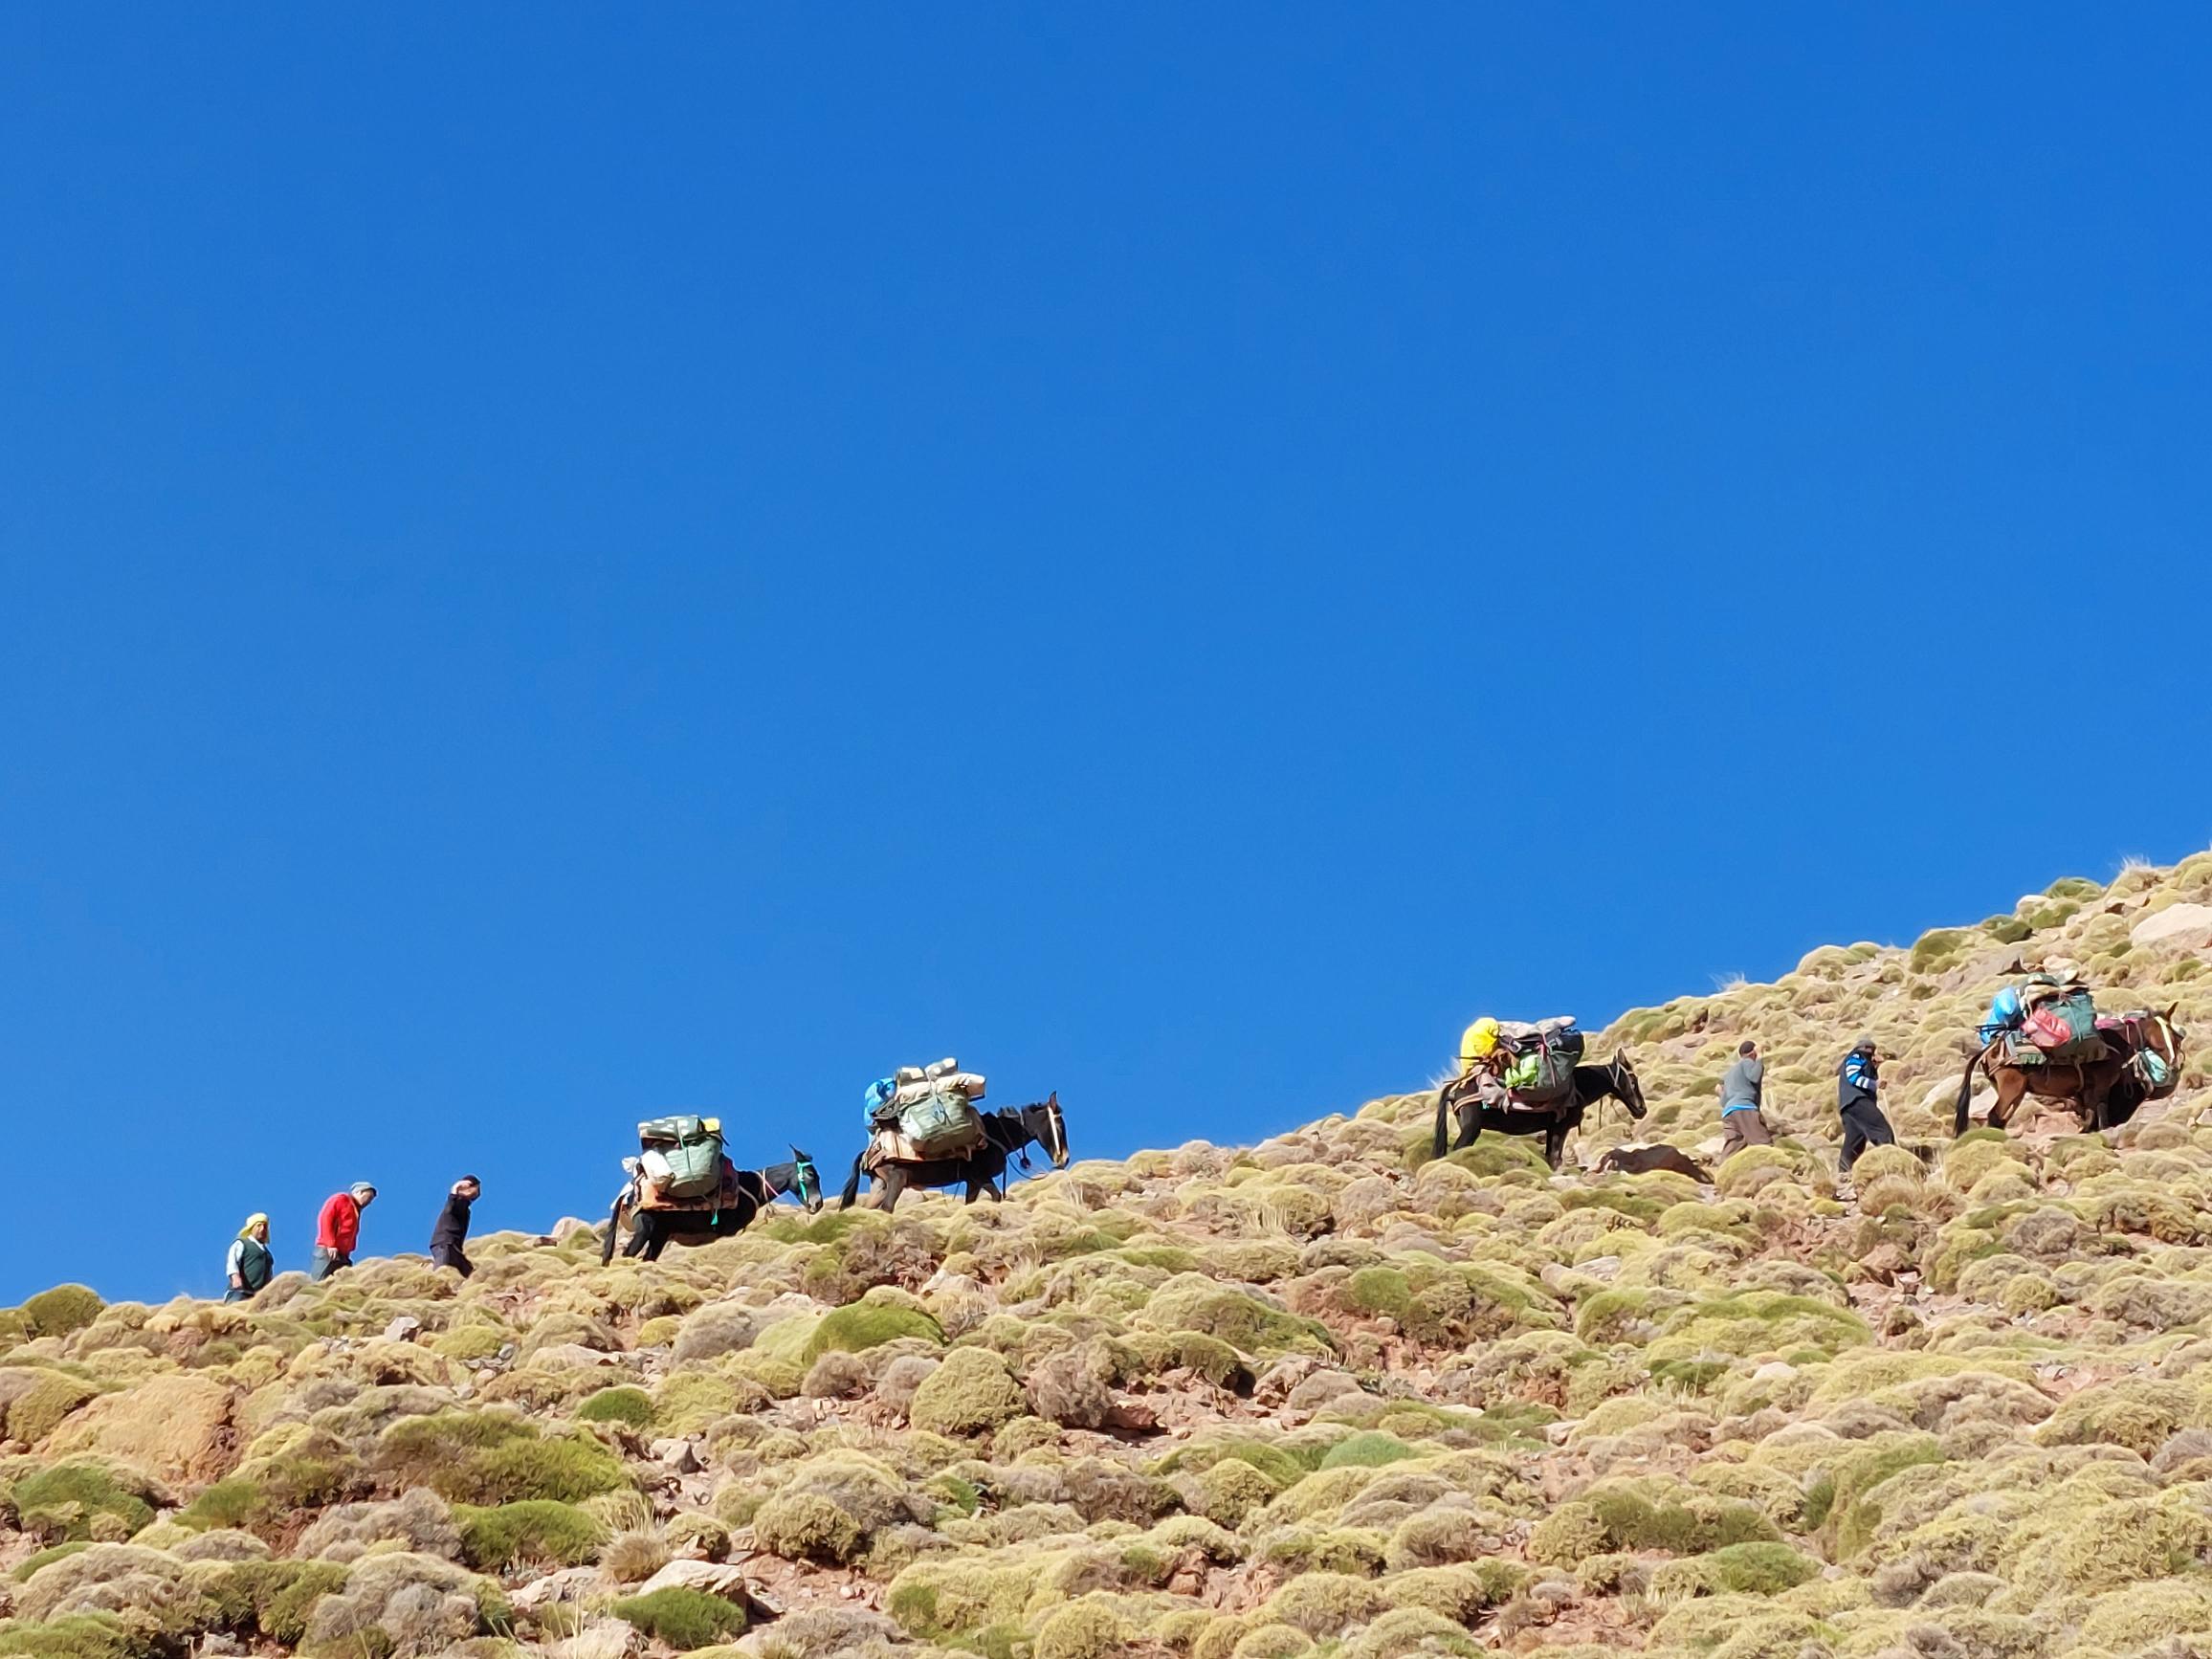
[1840, 1100, 1895, 1174]
[431, 1243, 474, 1277]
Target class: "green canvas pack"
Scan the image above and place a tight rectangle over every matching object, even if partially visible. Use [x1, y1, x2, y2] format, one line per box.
[898, 1093, 984, 1159]
[638, 1115, 725, 1201]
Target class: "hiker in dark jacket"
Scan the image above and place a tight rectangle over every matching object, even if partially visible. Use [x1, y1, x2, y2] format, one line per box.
[225, 1214, 274, 1302]
[430, 1176, 482, 1277]
[1837, 1036, 1896, 1183]
[1717, 1039, 1774, 1160]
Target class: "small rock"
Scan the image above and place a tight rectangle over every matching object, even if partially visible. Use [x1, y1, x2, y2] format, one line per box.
[733, 1609, 898, 1658]
[381, 1316, 423, 1344]
[510, 1567, 602, 1611]
[1579, 1254, 1622, 1282]
[1281, 1369, 1365, 1415]
[1861, 1243, 1911, 1281]
[639, 1559, 754, 1602]
[529, 1343, 622, 1370]
[1103, 1398, 1159, 1433]
[1251, 1355, 1326, 1405]
[653, 1438, 701, 1473]
[551, 1617, 643, 1659]
[197, 1637, 246, 1657]
[1751, 1360, 1798, 1385]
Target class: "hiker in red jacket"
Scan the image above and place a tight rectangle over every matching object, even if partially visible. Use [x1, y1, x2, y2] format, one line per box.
[312, 1183, 377, 1281]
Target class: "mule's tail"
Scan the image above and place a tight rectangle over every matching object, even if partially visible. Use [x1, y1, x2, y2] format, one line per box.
[1953, 1046, 1986, 1139]
[1432, 1085, 1451, 1161]
[600, 1192, 626, 1267]
[838, 1153, 865, 1211]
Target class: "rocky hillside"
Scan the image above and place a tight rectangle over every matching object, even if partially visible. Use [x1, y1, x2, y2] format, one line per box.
[7, 858, 2212, 1659]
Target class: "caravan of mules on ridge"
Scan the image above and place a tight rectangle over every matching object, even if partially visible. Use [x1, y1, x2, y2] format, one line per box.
[1433, 978, 2188, 1184]
[602, 1060, 1069, 1262]
[600, 977, 2187, 1264]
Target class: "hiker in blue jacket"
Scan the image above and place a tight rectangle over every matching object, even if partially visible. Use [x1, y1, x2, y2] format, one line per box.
[1837, 1037, 1896, 1185]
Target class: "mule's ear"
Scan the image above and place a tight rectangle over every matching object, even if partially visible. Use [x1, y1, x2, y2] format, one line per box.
[1048, 1090, 1059, 1107]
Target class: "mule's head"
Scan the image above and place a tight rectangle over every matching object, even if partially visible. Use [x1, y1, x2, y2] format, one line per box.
[1615, 1052, 1648, 1120]
[788, 1146, 826, 1215]
[1033, 1092, 1070, 1170]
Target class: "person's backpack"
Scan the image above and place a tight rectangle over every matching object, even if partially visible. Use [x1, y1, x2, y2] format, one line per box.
[638, 1115, 726, 1201]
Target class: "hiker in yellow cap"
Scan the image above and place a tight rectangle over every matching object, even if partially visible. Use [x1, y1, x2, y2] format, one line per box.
[225, 1214, 273, 1303]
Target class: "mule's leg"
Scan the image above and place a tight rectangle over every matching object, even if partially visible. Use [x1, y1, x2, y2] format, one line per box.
[1453, 1106, 1481, 1152]
[877, 1172, 903, 1215]
[1988, 1073, 2025, 1132]
[1544, 1123, 1567, 1170]
[622, 1213, 653, 1259]
[2087, 1071, 2115, 1132]
[642, 1221, 670, 1263]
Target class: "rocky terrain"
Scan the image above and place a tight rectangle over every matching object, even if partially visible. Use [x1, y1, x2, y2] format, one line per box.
[9, 857, 2212, 1659]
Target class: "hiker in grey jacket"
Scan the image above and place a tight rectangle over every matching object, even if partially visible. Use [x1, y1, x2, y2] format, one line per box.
[1717, 1039, 1774, 1160]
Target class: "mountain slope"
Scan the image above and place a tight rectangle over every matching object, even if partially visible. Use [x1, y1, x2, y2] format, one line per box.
[4, 856, 2212, 1659]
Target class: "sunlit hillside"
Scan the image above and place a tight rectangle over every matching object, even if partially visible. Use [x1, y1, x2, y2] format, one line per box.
[7, 855, 2212, 1659]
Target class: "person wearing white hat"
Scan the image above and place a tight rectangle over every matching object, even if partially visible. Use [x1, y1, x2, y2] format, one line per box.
[311, 1183, 377, 1280]
[225, 1214, 274, 1302]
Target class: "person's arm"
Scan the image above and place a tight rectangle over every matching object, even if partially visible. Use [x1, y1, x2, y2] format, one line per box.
[227, 1239, 246, 1289]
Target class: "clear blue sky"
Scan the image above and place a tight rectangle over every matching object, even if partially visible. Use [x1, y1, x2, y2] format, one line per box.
[4, 8, 2207, 1304]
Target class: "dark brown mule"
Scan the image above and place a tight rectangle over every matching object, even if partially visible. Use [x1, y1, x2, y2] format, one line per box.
[1952, 1040, 2128, 1137]
[2104, 1006, 2189, 1123]
[1952, 1006, 2185, 1137]
[1432, 1055, 1647, 1171]
[600, 1152, 825, 1265]
[839, 1095, 1070, 1215]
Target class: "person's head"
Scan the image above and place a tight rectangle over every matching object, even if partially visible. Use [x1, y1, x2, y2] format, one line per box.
[1738, 1040, 1758, 1057]
[349, 1183, 378, 1208]
[1853, 1036, 1878, 1057]
[454, 1176, 481, 1200]
[241, 1213, 270, 1242]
